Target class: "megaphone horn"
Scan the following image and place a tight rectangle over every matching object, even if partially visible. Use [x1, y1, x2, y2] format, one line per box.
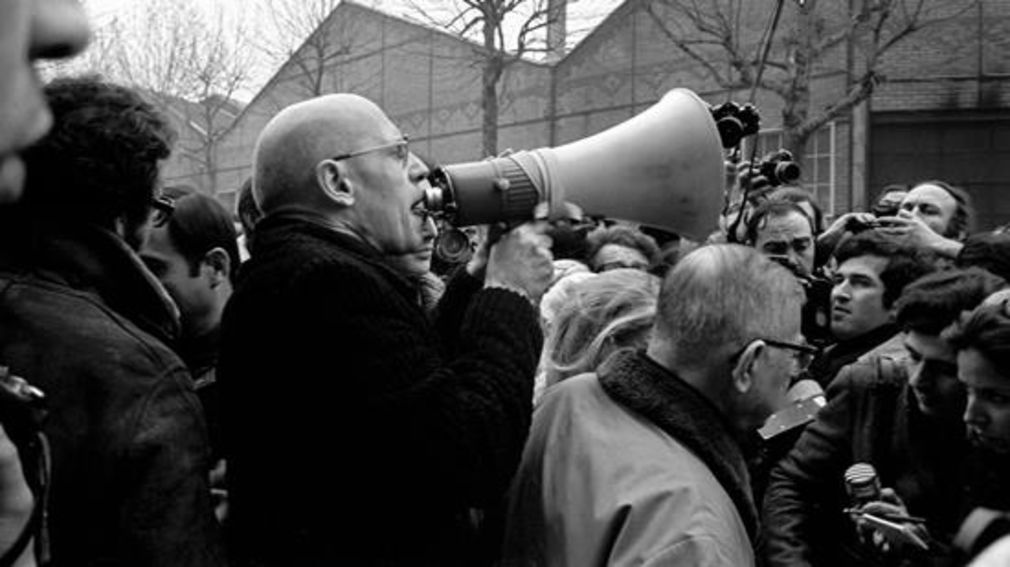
[424, 88, 727, 240]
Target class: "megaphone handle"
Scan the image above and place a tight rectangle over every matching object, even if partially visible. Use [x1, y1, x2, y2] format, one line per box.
[486, 223, 505, 246]
[486, 221, 521, 247]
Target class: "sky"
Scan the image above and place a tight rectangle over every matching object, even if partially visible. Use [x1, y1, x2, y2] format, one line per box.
[80, 0, 623, 101]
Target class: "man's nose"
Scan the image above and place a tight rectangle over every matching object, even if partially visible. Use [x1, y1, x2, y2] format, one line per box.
[787, 250, 809, 274]
[407, 153, 430, 181]
[831, 280, 850, 303]
[31, 0, 91, 61]
[421, 214, 438, 239]
[963, 393, 987, 427]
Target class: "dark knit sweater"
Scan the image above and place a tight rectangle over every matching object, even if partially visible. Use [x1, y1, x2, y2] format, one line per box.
[218, 216, 542, 566]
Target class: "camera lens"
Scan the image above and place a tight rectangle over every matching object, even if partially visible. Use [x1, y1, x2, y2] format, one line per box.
[716, 117, 745, 149]
[434, 227, 473, 264]
[774, 161, 801, 185]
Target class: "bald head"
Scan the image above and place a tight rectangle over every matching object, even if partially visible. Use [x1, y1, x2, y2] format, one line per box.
[252, 94, 396, 215]
[650, 244, 804, 370]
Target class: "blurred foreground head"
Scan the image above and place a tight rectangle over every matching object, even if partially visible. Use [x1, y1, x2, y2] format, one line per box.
[0, 0, 90, 201]
[20, 76, 173, 250]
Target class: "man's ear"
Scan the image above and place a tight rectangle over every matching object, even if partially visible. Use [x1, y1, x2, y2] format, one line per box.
[316, 159, 354, 207]
[202, 247, 231, 289]
[731, 339, 763, 395]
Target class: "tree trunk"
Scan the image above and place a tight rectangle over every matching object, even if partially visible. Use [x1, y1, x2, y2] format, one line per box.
[205, 142, 218, 195]
[482, 60, 501, 157]
[781, 1, 815, 164]
[782, 128, 809, 165]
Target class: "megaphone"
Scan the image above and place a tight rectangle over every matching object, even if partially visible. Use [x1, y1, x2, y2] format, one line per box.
[424, 88, 726, 240]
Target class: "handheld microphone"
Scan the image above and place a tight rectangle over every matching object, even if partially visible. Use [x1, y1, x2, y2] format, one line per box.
[844, 463, 882, 507]
[844, 463, 931, 553]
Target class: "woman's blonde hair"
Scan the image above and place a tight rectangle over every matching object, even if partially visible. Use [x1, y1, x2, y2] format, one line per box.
[541, 268, 661, 389]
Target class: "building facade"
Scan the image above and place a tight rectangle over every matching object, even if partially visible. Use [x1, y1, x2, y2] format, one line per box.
[180, 0, 1010, 230]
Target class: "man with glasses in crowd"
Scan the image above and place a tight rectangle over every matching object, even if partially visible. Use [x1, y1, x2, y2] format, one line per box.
[218, 93, 553, 566]
[0, 75, 225, 565]
[503, 245, 805, 565]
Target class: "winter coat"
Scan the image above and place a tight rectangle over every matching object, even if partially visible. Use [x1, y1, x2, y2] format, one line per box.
[0, 222, 225, 566]
[217, 216, 542, 566]
[502, 349, 756, 566]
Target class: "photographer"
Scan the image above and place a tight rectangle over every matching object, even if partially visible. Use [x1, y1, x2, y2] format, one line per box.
[815, 186, 908, 262]
[746, 200, 816, 279]
[745, 199, 832, 346]
[873, 181, 975, 262]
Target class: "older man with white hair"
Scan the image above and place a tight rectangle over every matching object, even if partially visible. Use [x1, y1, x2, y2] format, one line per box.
[218, 94, 554, 566]
[503, 244, 806, 566]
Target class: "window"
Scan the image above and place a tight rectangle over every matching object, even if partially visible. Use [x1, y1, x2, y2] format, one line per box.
[741, 122, 837, 217]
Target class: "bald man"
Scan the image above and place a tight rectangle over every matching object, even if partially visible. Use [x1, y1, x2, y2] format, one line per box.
[872, 181, 974, 260]
[218, 94, 553, 566]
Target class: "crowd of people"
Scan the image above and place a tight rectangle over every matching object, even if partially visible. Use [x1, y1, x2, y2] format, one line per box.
[3, 2, 1010, 566]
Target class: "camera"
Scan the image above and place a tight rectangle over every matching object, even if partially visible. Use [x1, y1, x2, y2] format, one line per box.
[871, 189, 908, 218]
[767, 256, 833, 347]
[433, 224, 474, 265]
[745, 149, 802, 191]
[846, 217, 881, 233]
[709, 102, 760, 149]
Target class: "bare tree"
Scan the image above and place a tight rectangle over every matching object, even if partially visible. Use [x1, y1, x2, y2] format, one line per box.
[255, 0, 378, 98]
[410, 0, 563, 156]
[168, 14, 251, 195]
[45, 0, 252, 195]
[646, 0, 980, 161]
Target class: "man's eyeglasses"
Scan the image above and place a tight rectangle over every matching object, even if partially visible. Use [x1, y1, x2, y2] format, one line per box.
[732, 337, 819, 374]
[150, 194, 175, 228]
[330, 135, 410, 168]
[763, 338, 819, 373]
